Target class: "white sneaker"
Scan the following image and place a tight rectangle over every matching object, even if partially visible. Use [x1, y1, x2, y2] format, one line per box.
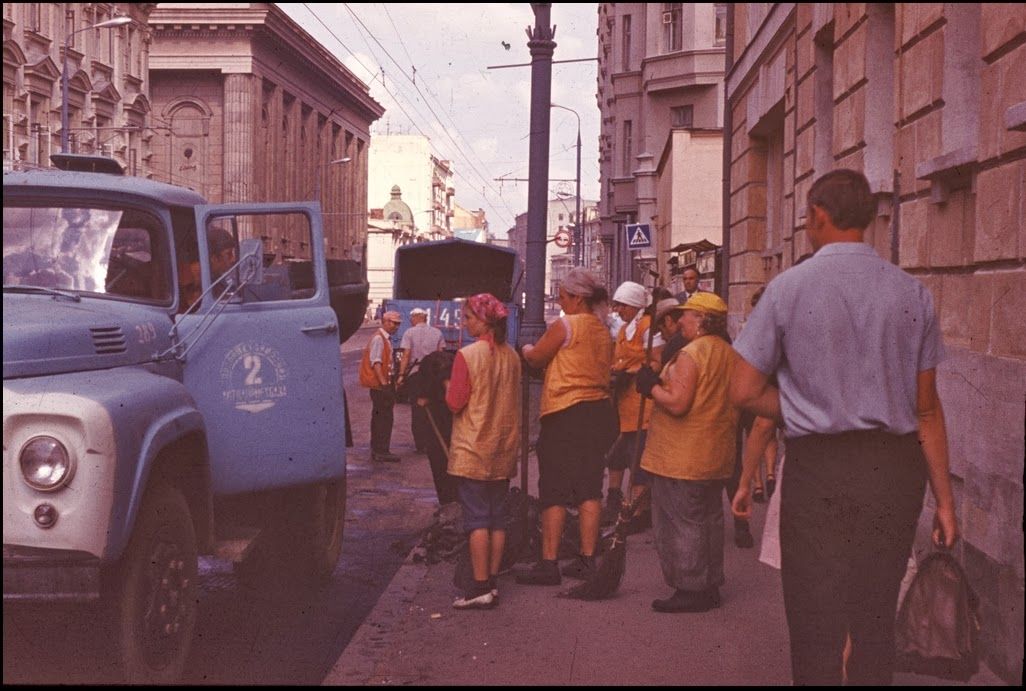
[452, 590, 496, 610]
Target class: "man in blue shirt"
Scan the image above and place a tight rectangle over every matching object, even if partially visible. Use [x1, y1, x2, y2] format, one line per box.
[730, 169, 959, 685]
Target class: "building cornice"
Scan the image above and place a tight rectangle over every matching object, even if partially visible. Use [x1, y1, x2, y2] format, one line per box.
[149, 3, 384, 122]
[726, 3, 796, 100]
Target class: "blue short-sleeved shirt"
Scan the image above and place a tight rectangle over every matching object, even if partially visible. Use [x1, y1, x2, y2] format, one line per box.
[733, 242, 944, 438]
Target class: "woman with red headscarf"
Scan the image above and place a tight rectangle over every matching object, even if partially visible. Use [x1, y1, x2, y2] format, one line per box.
[445, 293, 522, 609]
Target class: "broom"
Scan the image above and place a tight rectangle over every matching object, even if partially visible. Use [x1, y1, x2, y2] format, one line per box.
[567, 290, 658, 601]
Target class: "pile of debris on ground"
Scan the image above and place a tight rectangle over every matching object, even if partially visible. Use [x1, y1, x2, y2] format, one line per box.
[410, 487, 599, 590]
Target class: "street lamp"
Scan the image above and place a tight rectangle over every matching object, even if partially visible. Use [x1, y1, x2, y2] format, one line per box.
[61, 15, 132, 153]
[550, 102, 582, 266]
[312, 157, 352, 199]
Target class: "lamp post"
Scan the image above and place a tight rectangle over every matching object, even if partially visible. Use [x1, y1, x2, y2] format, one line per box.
[550, 102, 581, 267]
[312, 157, 351, 200]
[61, 15, 132, 153]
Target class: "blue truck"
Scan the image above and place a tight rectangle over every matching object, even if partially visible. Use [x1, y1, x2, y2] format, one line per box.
[383, 238, 522, 352]
[3, 155, 358, 682]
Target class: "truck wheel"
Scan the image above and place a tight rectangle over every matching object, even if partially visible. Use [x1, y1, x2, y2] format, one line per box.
[306, 478, 347, 582]
[111, 480, 197, 684]
[236, 479, 346, 589]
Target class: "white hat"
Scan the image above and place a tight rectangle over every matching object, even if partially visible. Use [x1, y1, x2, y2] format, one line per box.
[612, 281, 647, 308]
[410, 307, 428, 316]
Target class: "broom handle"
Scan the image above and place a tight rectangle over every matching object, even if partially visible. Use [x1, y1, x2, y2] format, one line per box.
[423, 404, 451, 463]
[626, 294, 659, 500]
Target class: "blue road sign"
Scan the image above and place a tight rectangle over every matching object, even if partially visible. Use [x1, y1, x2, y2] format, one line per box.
[625, 223, 652, 250]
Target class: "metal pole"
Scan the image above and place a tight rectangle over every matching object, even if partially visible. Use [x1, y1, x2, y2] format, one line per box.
[551, 103, 582, 267]
[61, 16, 132, 154]
[61, 34, 71, 153]
[574, 125, 582, 266]
[522, 3, 556, 492]
[524, 4, 555, 339]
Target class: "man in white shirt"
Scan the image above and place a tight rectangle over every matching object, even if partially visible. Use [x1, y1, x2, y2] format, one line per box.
[397, 308, 445, 452]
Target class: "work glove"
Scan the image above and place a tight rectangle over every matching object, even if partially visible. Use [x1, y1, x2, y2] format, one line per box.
[635, 365, 660, 398]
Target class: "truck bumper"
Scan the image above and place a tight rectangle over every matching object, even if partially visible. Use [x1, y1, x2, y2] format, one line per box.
[3, 545, 101, 603]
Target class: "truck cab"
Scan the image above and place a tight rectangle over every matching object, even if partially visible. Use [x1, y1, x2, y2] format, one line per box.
[3, 156, 348, 682]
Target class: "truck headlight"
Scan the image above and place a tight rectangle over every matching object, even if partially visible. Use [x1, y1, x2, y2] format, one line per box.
[19, 436, 73, 491]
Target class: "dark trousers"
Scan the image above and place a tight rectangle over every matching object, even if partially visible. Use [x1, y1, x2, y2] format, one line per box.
[780, 431, 926, 686]
[421, 400, 457, 505]
[369, 387, 395, 454]
[411, 401, 432, 452]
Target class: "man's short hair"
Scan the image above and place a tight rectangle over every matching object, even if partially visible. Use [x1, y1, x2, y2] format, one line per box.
[807, 169, 874, 231]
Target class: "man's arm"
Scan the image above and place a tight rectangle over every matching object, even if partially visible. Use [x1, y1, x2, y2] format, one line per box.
[398, 349, 411, 380]
[369, 334, 390, 387]
[732, 416, 777, 519]
[917, 368, 959, 548]
[729, 358, 783, 424]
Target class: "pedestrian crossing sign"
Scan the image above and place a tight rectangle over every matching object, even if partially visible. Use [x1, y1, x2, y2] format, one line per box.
[625, 223, 652, 250]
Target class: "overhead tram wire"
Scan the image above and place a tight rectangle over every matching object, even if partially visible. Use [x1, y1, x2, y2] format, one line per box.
[340, 3, 518, 223]
[342, 3, 517, 224]
[302, 5, 515, 229]
[380, 3, 417, 78]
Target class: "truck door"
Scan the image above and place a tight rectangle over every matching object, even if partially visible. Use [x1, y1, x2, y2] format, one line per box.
[177, 203, 345, 495]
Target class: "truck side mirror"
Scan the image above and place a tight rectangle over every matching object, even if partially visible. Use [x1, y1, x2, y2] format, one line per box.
[238, 238, 264, 287]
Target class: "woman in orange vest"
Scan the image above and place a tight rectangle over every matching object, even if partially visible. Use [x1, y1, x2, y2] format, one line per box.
[602, 281, 663, 530]
[445, 293, 522, 609]
[517, 267, 616, 586]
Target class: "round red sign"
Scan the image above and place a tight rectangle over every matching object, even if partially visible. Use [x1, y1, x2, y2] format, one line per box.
[553, 230, 571, 248]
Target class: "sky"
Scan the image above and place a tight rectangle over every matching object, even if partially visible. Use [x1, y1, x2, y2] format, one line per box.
[279, 3, 600, 233]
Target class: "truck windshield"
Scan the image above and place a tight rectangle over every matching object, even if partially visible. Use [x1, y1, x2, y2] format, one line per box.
[3, 204, 172, 303]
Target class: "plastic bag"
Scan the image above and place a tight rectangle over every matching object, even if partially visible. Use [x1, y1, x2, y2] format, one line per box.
[894, 551, 981, 681]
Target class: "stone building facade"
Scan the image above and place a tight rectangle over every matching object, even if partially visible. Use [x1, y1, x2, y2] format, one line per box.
[596, 3, 727, 290]
[506, 197, 597, 311]
[3, 3, 156, 172]
[368, 134, 454, 242]
[147, 3, 383, 262]
[725, 4, 1025, 682]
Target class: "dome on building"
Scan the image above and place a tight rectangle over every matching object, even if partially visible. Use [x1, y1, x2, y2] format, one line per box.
[383, 185, 413, 227]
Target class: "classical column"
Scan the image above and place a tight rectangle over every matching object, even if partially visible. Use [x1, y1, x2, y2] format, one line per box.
[223, 73, 254, 203]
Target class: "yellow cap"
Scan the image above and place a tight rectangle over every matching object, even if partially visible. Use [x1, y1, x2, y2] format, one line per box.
[682, 291, 727, 315]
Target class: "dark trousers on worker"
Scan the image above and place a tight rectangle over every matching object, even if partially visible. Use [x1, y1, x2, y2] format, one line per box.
[411, 401, 431, 452]
[780, 431, 926, 686]
[421, 400, 457, 505]
[369, 388, 395, 455]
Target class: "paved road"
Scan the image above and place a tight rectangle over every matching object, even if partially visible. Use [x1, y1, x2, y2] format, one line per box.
[3, 325, 440, 684]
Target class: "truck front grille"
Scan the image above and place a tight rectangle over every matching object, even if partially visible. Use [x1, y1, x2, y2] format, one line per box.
[90, 326, 127, 354]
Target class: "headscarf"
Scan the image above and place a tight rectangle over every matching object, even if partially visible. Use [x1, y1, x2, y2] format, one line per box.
[612, 281, 648, 308]
[466, 292, 508, 325]
[561, 267, 604, 298]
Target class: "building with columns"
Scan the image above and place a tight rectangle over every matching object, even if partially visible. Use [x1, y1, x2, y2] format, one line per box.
[725, 4, 1025, 683]
[147, 2, 383, 262]
[3, 3, 156, 172]
[596, 3, 727, 291]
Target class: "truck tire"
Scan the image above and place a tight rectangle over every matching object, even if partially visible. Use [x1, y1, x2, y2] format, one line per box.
[235, 478, 346, 589]
[110, 480, 197, 684]
[305, 478, 347, 582]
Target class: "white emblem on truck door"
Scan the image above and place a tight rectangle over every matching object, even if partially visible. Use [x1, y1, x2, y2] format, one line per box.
[220, 342, 288, 413]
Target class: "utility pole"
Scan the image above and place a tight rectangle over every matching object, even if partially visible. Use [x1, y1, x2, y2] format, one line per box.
[524, 3, 555, 345]
[551, 103, 582, 266]
[520, 3, 556, 493]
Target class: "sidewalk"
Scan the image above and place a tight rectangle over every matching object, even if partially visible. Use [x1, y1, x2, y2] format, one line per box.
[334, 326, 1005, 686]
[325, 466, 1006, 684]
